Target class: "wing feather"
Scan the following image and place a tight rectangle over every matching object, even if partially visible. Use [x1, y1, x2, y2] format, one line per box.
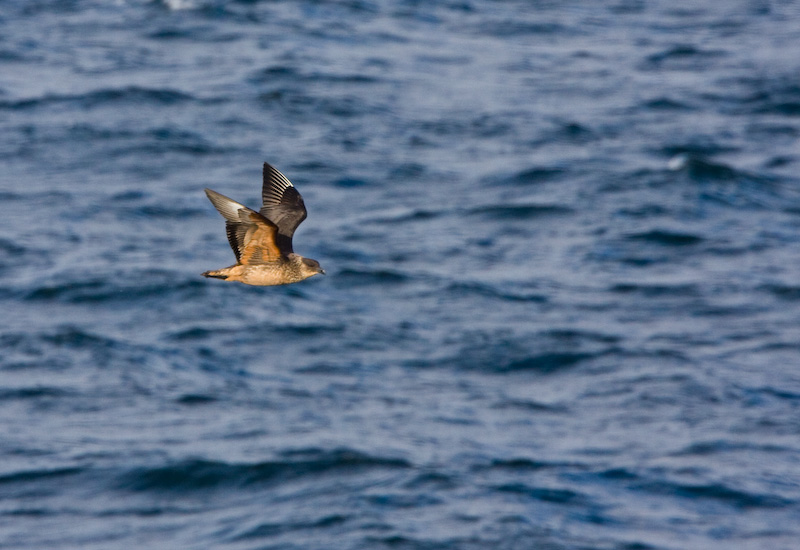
[259, 162, 308, 254]
[205, 188, 282, 265]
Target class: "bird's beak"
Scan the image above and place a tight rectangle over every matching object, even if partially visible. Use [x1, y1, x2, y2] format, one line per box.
[319, 269, 326, 275]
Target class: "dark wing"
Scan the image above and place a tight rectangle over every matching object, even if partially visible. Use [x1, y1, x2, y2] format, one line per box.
[205, 188, 283, 265]
[259, 162, 308, 254]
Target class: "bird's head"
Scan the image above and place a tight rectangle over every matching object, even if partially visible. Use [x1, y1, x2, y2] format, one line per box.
[300, 257, 326, 278]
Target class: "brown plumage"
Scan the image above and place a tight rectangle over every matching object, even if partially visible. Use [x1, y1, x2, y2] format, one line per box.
[202, 162, 325, 286]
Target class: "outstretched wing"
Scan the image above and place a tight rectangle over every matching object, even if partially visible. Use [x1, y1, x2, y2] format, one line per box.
[205, 188, 282, 265]
[260, 162, 308, 254]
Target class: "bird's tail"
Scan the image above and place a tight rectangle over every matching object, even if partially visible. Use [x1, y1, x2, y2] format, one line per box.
[202, 270, 228, 280]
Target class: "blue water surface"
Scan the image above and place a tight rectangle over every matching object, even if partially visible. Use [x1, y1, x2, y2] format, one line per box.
[2, 1, 800, 549]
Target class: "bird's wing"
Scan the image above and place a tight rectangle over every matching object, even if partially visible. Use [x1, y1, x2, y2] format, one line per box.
[205, 188, 282, 264]
[259, 162, 308, 253]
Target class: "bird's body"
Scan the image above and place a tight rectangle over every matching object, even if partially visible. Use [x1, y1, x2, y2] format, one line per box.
[202, 163, 324, 286]
[202, 255, 319, 286]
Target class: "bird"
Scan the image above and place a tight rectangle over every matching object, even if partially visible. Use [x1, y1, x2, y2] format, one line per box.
[202, 162, 325, 286]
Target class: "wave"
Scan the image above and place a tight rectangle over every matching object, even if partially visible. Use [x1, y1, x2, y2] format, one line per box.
[6, 122, 231, 161]
[335, 267, 410, 286]
[677, 156, 747, 182]
[468, 203, 573, 220]
[445, 280, 548, 303]
[147, 24, 242, 43]
[627, 230, 704, 246]
[257, 88, 382, 119]
[719, 74, 800, 116]
[367, 206, 442, 224]
[25, 274, 205, 304]
[471, 20, 568, 37]
[38, 326, 120, 350]
[760, 283, 800, 301]
[610, 282, 700, 297]
[625, 155, 788, 212]
[249, 65, 381, 86]
[0, 387, 72, 400]
[0, 467, 84, 486]
[0, 237, 25, 256]
[494, 483, 585, 504]
[640, 480, 792, 509]
[118, 127, 229, 157]
[490, 399, 567, 413]
[641, 45, 726, 71]
[2, 323, 194, 374]
[0, 86, 198, 112]
[174, 393, 218, 405]
[488, 166, 566, 186]
[167, 318, 345, 343]
[594, 466, 795, 509]
[117, 448, 411, 493]
[230, 513, 349, 541]
[438, 329, 620, 374]
[496, 352, 597, 373]
[642, 96, 697, 111]
[126, 203, 209, 219]
[411, 112, 519, 141]
[672, 440, 795, 457]
[480, 458, 571, 471]
[165, 326, 233, 342]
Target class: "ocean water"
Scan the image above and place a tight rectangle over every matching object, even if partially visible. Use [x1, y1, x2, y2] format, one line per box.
[2, 1, 800, 548]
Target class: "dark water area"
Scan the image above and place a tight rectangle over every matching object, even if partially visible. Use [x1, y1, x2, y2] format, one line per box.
[2, 1, 800, 548]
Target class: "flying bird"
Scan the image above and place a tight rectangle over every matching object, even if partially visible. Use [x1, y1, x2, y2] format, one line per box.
[202, 162, 325, 286]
